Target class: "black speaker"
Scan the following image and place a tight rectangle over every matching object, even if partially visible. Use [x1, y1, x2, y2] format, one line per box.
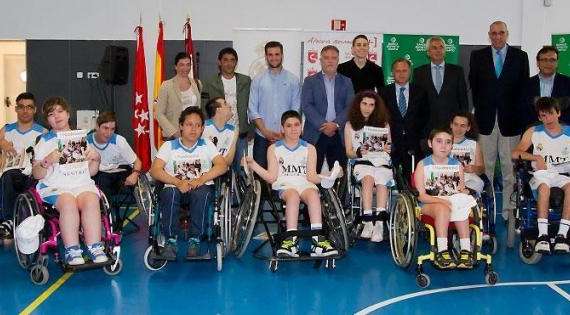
[99, 46, 129, 85]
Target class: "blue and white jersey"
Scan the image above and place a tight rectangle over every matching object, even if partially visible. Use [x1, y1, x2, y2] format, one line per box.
[531, 124, 570, 173]
[156, 137, 220, 186]
[272, 140, 311, 190]
[451, 138, 477, 166]
[3, 122, 45, 152]
[202, 119, 236, 157]
[421, 155, 462, 197]
[87, 133, 137, 171]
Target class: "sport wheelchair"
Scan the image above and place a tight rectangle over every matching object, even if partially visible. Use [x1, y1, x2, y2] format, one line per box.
[13, 188, 122, 285]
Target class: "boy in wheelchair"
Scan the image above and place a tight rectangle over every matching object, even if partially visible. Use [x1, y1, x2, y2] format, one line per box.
[150, 107, 227, 259]
[415, 128, 478, 269]
[202, 97, 239, 167]
[245, 110, 339, 258]
[512, 97, 570, 254]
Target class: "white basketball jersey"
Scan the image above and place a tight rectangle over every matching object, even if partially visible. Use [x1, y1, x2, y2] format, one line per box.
[451, 138, 477, 166]
[202, 119, 236, 157]
[4, 122, 44, 152]
[531, 124, 570, 172]
[272, 140, 310, 190]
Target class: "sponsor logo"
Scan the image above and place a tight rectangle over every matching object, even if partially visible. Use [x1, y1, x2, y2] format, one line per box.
[386, 37, 399, 51]
[415, 37, 427, 52]
[308, 50, 318, 63]
[368, 52, 378, 63]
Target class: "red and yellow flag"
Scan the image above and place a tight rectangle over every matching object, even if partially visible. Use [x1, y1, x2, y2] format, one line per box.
[152, 20, 166, 150]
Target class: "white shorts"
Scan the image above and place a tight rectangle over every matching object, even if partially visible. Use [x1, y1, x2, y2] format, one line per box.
[273, 181, 318, 199]
[438, 193, 477, 222]
[37, 183, 100, 205]
[530, 170, 570, 190]
[465, 173, 484, 194]
[353, 164, 394, 187]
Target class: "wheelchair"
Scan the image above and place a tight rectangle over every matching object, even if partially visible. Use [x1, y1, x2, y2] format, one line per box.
[389, 165, 498, 288]
[344, 159, 396, 245]
[472, 175, 498, 255]
[250, 177, 348, 272]
[142, 172, 233, 272]
[508, 159, 570, 264]
[13, 187, 122, 285]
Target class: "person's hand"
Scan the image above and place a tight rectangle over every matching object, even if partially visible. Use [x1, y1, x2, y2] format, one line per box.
[319, 122, 338, 137]
[2, 141, 17, 156]
[384, 143, 391, 154]
[534, 156, 547, 170]
[175, 179, 192, 193]
[42, 150, 61, 168]
[86, 147, 100, 162]
[189, 177, 205, 190]
[463, 164, 474, 173]
[261, 127, 277, 142]
[124, 172, 139, 186]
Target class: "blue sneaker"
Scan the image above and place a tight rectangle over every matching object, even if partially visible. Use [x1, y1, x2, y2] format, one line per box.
[186, 238, 200, 258]
[65, 245, 85, 266]
[86, 242, 108, 263]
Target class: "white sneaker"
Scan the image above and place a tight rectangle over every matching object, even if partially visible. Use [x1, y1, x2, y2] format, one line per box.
[87, 242, 109, 263]
[360, 222, 374, 239]
[371, 222, 384, 242]
[535, 235, 551, 254]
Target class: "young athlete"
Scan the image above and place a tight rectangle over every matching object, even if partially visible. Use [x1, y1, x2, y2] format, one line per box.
[202, 97, 238, 165]
[449, 112, 485, 194]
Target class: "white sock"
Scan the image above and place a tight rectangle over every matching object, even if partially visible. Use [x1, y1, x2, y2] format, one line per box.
[363, 209, 373, 216]
[460, 238, 471, 251]
[376, 207, 387, 213]
[437, 237, 448, 252]
[310, 223, 322, 230]
[538, 218, 549, 236]
[558, 219, 570, 237]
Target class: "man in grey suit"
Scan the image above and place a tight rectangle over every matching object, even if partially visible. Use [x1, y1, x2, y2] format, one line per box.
[413, 36, 468, 131]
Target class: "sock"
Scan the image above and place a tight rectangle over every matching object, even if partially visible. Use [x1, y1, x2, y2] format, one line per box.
[460, 238, 471, 251]
[363, 209, 373, 216]
[376, 207, 387, 213]
[311, 223, 322, 242]
[437, 237, 448, 252]
[558, 219, 570, 237]
[538, 218, 549, 237]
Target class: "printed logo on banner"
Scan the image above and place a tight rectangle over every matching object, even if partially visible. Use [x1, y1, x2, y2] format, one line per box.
[368, 52, 378, 63]
[415, 37, 427, 52]
[556, 37, 568, 52]
[308, 50, 318, 63]
[386, 37, 399, 51]
[446, 38, 457, 53]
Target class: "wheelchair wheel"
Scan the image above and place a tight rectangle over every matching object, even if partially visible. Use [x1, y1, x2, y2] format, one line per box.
[232, 179, 261, 258]
[416, 273, 431, 288]
[507, 208, 517, 248]
[219, 181, 232, 255]
[216, 242, 223, 272]
[143, 245, 168, 271]
[389, 192, 417, 269]
[518, 242, 542, 264]
[321, 188, 349, 252]
[13, 191, 42, 270]
[103, 259, 123, 276]
[269, 259, 279, 272]
[30, 264, 49, 285]
[134, 174, 153, 217]
[485, 271, 499, 285]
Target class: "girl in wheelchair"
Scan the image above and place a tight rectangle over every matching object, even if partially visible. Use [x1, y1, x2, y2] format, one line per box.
[415, 127, 477, 269]
[344, 90, 392, 242]
[245, 110, 339, 258]
[150, 106, 227, 260]
[511, 97, 570, 254]
[31, 97, 106, 266]
[450, 112, 485, 194]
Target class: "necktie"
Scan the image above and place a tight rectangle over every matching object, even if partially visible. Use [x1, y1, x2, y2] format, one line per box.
[495, 50, 503, 78]
[435, 65, 443, 94]
[398, 87, 407, 116]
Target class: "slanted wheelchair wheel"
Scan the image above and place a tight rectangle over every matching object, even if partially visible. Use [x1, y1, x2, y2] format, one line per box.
[232, 180, 261, 258]
[219, 182, 232, 256]
[134, 174, 154, 217]
[483, 236, 498, 255]
[216, 242, 223, 272]
[518, 242, 542, 264]
[321, 188, 349, 252]
[103, 259, 123, 276]
[14, 191, 42, 270]
[30, 264, 49, 285]
[144, 245, 168, 271]
[416, 273, 431, 288]
[389, 192, 417, 269]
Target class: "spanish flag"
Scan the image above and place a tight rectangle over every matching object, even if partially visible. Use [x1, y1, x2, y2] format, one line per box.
[152, 19, 166, 150]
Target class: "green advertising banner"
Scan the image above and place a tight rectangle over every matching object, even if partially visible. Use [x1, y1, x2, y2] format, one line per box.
[552, 34, 570, 77]
[382, 34, 460, 84]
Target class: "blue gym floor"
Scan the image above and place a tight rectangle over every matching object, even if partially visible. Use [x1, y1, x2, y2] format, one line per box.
[2, 192, 570, 315]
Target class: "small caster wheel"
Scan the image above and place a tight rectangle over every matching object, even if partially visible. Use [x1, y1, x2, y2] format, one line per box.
[103, 259, 123, 276]
[269, 259, 278, 272]
[416, 273, 431, 288]
[144, 245, 167, 271]
[485, 271, 499, 285]
[30, 265, 49, 285]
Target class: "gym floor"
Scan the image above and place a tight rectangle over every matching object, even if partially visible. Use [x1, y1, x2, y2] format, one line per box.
[2, 192, 570, 315]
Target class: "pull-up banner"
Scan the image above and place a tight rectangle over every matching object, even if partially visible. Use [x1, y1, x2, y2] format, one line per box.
[552, 34, 570, 77]
[381, 34, 460, 84]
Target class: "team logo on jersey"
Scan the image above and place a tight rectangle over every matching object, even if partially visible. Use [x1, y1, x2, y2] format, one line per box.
[536, 143, 543, 151]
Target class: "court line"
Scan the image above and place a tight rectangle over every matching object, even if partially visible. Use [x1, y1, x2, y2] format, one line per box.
[548, 283, 570, 302]
[19, 271, 74, 315]
[355, 279, 570, 314]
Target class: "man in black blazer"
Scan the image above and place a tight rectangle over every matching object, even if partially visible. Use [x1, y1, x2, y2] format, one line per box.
[380, 58, 429, 181]
[469, 21, 529, 220]
[413, 36, 468, 131]
[521, 45, 570, 128]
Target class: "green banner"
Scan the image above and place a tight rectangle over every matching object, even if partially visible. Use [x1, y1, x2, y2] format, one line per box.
[382, 34, 460, 84]
[552, 34, 570, 77]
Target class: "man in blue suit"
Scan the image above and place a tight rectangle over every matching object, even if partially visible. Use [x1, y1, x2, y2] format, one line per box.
[301, 45, 354, 172]
[521, 46, 570, 128]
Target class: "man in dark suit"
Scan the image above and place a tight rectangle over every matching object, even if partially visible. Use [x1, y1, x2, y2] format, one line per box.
[380, 58, 429, 181]
[413, 36, 468, 131]
[521, 45, 570, 128]
[301, 45, 354, 172]
[469, 21, 529, 220]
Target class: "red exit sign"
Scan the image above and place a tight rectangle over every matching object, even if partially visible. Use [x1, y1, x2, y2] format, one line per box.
[331, 19, 346, 31]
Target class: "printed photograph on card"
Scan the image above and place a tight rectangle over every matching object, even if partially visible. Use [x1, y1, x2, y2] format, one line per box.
[451, 147, 473, 166]
[0, 150, 26, 174]
[424, 164, 461, 196]
[57, 130, 88, 165]
[362, 126, 389, 154]
[173, 158, 202, 180]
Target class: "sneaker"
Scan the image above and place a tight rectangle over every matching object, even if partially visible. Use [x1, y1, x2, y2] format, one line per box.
[87, 242, 109, 263]
[554, 234, 569, 253]
[160, 238, 178, 260]
[377, 211, 389, 221]
[0, 220, 14, 239]
[311, 236, 338, 257]
[360, 222, 374, 239]
[186, 238, 200, 258]
[276, 236, 299, 258]
[65, 245, 85, 266]
[370, 222, 384, 243]
[535, 234, 551, 254]
[434, 250, 456, 269]
[456, 250, 474, 269]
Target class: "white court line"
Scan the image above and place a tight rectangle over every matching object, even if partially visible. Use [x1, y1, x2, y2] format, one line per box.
[355, 280, 570, 314]
[548, 283, 570, 302]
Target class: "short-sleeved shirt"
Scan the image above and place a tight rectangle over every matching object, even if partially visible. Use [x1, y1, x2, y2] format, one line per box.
[421, 155, 461, 197]
[86, 133, 137, 170]
[531, 124, 570, 173]
[451, 138, 477, 166]
[3, 122, 45, 152]
[202, 119, 236, 157]
[156, 137, 220, 186]
[272, 139, 312, 190]
[337, 59, 384, 93]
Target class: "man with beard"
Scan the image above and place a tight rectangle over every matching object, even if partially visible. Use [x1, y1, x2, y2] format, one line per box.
[248, 41, 301, 168]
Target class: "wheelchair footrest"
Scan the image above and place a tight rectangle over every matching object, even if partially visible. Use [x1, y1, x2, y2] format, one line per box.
[185, 252, 213, 261]
[63, 259, 116, 271]
[271, 253, 342, 261]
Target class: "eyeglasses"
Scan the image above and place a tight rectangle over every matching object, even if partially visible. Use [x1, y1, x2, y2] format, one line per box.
[15, 104, 35, 111]
[538, 58, 558, 63]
